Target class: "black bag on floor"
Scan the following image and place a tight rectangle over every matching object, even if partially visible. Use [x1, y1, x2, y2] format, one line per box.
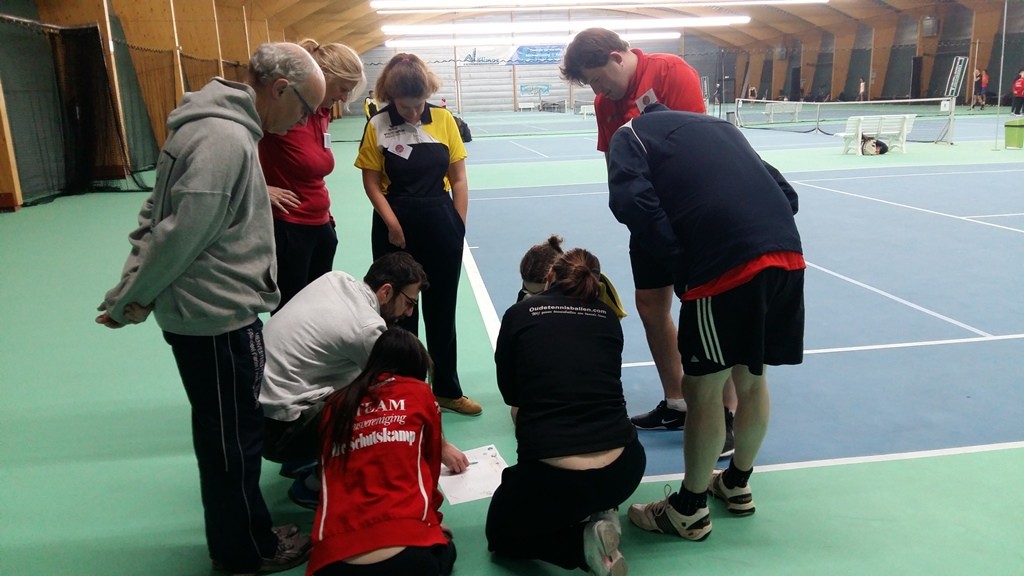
[454, 115, 472, 143]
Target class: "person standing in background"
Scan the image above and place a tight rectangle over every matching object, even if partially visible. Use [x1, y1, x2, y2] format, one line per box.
[96, 43, 326, 575]
[971, 69, 986, 110]
[364, 89, 378, 119]
[259, 39, 365, 313]
[1011, 68, 1024, 116]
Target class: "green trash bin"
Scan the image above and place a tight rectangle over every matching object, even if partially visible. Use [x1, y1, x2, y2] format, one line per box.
[1006, 118, 1024, 149]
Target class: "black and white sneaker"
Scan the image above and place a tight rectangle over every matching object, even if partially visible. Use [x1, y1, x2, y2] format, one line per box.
[630, 400, 686, 430]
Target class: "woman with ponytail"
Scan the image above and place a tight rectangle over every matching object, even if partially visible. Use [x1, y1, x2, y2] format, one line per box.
[487, 248, 645, 576]
[259, 39, 366, 313]
[307, 328, 456, 576]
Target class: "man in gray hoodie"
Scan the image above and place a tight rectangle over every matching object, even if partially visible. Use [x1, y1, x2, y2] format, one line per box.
[96, 43, 325, 575]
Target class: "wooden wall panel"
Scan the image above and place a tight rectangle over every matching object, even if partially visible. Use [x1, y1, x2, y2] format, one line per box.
[970, 3, 1003, 90]
[870, 15, 900, 100]
[109, 0, 177, 49]
[799, 32, 822, 100]
[216, 3, 250, 64]
[175, 0, 222, 65]
[831, 23, 857, 101]
[772, 49, 789, 100]
[916, 9, 942, 96]
[735, 51, 750, 97]
[746, 52, 766, 98]
[109, 0, 181, 146]
[0, 76, 23, 211]
[248, 18, 270, 49]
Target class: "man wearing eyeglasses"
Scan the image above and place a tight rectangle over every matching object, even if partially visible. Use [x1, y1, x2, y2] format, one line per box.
[260, 252, 472, 510]
[96, 43, 325, 575]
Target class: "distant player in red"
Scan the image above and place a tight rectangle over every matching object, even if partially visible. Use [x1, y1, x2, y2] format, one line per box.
[1011, 68, 1024, 116]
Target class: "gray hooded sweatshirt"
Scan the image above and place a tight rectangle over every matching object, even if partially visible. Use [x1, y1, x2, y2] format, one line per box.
[101, 78, 279, 335]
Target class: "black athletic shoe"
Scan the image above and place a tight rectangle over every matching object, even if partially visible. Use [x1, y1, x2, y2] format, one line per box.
[719, 409, 735, 459]
[630, 400, 686, 430]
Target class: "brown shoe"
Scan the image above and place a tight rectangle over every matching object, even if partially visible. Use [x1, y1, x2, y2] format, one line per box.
[436, 395, 483, 416]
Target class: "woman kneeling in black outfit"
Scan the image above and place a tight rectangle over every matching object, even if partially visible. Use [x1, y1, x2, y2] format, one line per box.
[487, 247, 646, 576]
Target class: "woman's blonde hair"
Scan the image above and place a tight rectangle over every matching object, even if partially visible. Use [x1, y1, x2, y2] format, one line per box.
[298, 39, 366, 103]
[375, 53, 441, 104]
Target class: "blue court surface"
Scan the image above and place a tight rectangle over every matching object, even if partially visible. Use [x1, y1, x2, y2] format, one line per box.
[462, 118, 1024, 477]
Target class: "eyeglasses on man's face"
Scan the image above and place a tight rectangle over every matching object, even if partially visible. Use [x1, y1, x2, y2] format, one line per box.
[398, 289, 418, 309]
[289, 84, 316, 120]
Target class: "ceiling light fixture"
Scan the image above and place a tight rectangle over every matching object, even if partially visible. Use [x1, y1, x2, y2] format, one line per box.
[373, 0, 828, 13]
[385, 31, 682, 48]
[383, 16, 750, 36]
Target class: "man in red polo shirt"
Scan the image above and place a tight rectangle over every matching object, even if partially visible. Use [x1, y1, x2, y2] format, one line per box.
[561, 28, 737, 457]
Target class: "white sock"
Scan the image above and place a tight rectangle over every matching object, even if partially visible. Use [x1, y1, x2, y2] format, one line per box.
[666, 398, 687, 412]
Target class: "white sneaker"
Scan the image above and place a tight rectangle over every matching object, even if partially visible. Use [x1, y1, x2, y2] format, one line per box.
[583, 518, 627, 576]
[627, 486, 712, 541]
[710, 469, 756, 516]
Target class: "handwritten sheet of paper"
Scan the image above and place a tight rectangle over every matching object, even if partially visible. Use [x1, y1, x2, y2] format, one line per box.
[438, 444, 508, 505]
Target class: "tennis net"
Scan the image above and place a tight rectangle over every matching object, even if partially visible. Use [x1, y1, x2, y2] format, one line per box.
[733, 97, 957, 144]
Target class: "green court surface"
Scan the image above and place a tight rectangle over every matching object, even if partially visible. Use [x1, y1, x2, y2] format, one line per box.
[2, 114, 1023, 575]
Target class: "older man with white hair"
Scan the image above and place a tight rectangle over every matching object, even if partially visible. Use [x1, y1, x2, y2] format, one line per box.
[96, 43, 325, 575]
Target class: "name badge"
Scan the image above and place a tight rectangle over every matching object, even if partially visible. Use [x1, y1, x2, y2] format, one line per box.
[389, 143, 413, 160]
[323, 132, 331, 148]
[635, 88, 659, 112]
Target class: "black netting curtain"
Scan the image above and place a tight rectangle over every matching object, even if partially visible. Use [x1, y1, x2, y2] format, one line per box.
[181, 54, 220, 92]
[0, 16, 132, 202]
[50, 26, 130, 192]
[882, 45, 916, 99]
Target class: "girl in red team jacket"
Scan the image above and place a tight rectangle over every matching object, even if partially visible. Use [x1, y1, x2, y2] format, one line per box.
[308, 328, 455, 576]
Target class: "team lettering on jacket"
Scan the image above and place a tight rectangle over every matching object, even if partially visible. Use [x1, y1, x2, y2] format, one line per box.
[528, 304, 608, 318]
[330, 397, 415, 456]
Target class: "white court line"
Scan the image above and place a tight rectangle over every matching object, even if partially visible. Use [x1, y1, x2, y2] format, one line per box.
[797, 181, 1024, 235]
[641, 441, 1024, 484]
[462, 242, 501, 350]
[964, 212, 1024, 218]
[794, 167, 1024, 183]
[806, 261, 991, 336]
[621, 332, 1024, 369]
[508, 140, 549, 158]
[473, 190, 605, 201]
[471, 181, 605, 193]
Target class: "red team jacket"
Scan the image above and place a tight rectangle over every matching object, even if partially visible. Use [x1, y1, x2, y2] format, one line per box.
[307, 374, 447, 575]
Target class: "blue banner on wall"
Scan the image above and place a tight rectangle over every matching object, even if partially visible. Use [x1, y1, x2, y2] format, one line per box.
[508, 45, 565, 65]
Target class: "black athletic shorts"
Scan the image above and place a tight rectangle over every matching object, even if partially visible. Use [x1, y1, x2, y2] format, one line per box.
[628, 235, 673, 290]
[678, 267, 804, 376]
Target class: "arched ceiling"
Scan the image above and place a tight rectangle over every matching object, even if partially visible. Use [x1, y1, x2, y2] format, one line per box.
[231, 0, 960, 55]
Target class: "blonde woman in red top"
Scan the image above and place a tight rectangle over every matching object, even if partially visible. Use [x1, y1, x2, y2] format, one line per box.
[259, 39, 365, 312]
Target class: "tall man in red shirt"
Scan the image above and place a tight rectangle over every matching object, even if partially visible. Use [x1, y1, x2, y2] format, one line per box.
[562, 28, 737, 455]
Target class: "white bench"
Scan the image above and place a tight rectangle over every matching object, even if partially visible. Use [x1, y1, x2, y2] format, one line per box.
[763, 101, 802, 123]
[835, 114, 916, 155]
[580, 104, 595, 118]
[517, 102, 537, 111]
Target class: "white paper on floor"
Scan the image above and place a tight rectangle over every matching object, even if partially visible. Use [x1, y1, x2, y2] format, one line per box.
[438, 444, 508, 505]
